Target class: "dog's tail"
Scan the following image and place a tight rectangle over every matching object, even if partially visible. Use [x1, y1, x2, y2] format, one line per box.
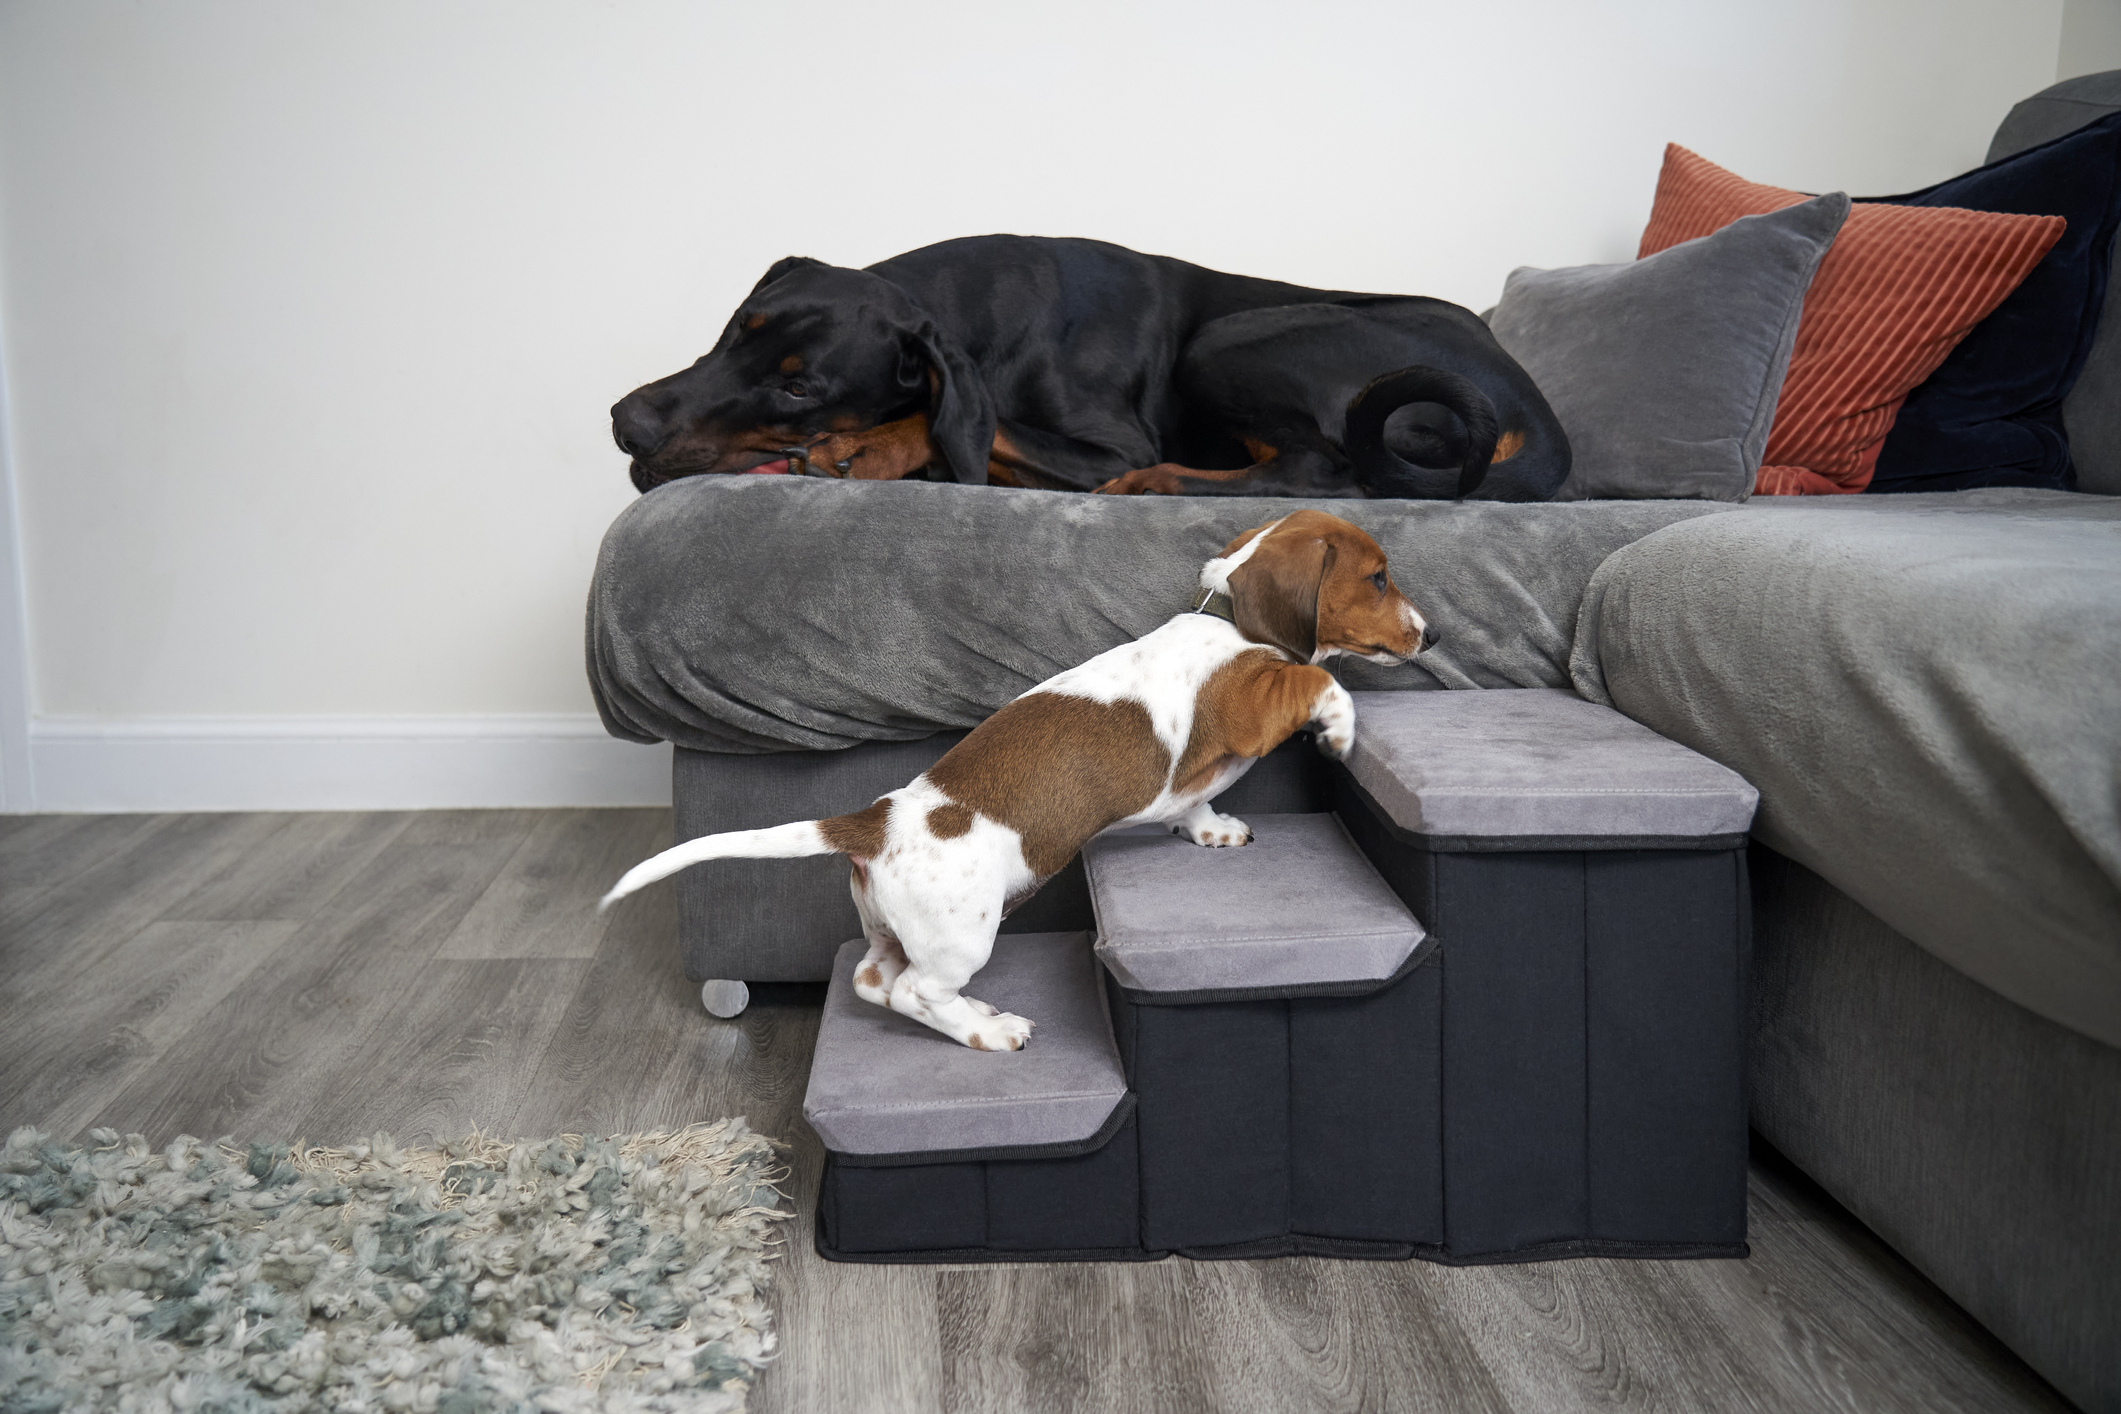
[598, 819, 840, 912]
[1342, 365, 1502, 499]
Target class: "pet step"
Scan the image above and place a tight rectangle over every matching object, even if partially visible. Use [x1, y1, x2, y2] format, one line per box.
[1084, 813, 1428, 998]
[801, 931, 1130, 1162]
[812, 694, 1759, 1264]
[1339, 687, 1758, 848]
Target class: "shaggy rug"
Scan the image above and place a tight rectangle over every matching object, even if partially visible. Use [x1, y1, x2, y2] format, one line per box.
[0, 1120, 792, 1413]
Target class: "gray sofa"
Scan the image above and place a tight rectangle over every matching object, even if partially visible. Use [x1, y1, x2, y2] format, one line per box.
[588, 76, 2121, 1411]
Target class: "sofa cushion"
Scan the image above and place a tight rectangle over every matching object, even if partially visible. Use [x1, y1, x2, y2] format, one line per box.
[1489, 194, 1847, 503]
[1864, 112, 2121, 494]
[1084, 814, 1426, 997]
[1989, 71, 2121, 498]
[802, 932, 1130, 1158]
[1571, 489, 2121, 1048]
[1340, 688, 1758, 846]
[1637, 145, 2066, 496]
[588, 476, 1741, 753]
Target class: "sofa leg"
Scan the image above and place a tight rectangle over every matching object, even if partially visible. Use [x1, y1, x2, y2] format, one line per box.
[700, 979, 750, 1018]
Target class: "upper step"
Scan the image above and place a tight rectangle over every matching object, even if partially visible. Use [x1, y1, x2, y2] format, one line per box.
[1085, 813, 1427, 999]
[1343, 689, 1759, 848]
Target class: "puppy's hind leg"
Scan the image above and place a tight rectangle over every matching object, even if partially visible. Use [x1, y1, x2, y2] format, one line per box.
[889, 945, 1035, 1051]
[884, 889, 1034, 1051]
[849, 867, 908, 1008]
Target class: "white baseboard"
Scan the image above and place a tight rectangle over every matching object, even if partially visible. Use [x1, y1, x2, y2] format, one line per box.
[21, 715, 672, 813]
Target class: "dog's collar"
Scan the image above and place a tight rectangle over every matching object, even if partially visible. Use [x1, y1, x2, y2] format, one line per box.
[1192, 588, 1237, 625]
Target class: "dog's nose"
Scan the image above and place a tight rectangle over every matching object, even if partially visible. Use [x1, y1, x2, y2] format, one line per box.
[1420, 624, 1440, 652]
[610, 394, 670, 460]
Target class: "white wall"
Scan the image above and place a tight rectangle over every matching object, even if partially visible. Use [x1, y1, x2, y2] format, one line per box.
[0, 0, 2070, 809]
[2060, 0, 2121, 80]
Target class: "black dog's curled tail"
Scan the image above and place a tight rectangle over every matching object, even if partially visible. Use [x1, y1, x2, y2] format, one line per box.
[1343, 365, 1501, 499]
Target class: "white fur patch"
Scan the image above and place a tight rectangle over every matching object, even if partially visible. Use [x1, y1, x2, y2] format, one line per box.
[1197, 516, 1286, 595]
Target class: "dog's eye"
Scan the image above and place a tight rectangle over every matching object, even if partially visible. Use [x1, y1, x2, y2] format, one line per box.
[786, 383, 808, 399]
[1370, 571, 1388, 593]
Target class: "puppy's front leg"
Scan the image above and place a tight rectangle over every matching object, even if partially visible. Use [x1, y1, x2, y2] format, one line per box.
[1309, 677, 1357, 760]
[1173, 800, 1252, 847]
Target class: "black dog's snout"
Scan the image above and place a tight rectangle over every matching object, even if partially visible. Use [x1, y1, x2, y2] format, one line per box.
[1420, 624, 1441, 652]
[610, 394, 670, 460]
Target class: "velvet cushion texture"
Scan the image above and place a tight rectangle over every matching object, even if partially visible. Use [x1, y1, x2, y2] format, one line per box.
[1639, 145, 2066, 495]
[1085, 814, 1425, 995]
[1490, 194, 1849, 501]
[803, 933, 1129, 1156]
[1988, 72, 2121, 496]
[1343, 689, 1758, 842]
[1865, 111, 2121, 493]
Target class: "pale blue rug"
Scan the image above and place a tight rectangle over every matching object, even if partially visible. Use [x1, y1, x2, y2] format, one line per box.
[0, 1121, 791, 1413]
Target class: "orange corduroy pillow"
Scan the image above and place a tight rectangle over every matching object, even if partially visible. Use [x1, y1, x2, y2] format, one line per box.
[1639, 145, 2065, 495]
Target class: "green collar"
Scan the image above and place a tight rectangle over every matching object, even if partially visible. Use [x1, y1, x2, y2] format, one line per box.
[1193, 588, 1237, 625]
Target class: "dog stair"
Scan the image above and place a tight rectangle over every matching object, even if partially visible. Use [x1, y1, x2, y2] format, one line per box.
[808, 688, 1759, 1265]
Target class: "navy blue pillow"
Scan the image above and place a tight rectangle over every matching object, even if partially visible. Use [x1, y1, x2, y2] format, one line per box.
[1864, 110, 2121, 492]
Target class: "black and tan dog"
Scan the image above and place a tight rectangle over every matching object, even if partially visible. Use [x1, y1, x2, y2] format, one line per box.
[611, 235, 1568, 500]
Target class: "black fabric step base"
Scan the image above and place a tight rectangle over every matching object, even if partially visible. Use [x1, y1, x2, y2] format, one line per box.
[813, 1194, 1752, 1267]
[1174, 1235, 1751, 1265]
[811, 1205, 1170, 1266]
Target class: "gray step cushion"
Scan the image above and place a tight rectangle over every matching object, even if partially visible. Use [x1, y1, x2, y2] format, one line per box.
[1085, 814, 1427, 996]
[1344, 688, 1758, 846]
[803, 932, 1129, 1159]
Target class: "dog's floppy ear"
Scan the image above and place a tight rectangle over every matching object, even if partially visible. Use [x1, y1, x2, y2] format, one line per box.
[902, 319, 997, 485]
[749, 255, 825, 295]
[1228, 532, 1332, 663]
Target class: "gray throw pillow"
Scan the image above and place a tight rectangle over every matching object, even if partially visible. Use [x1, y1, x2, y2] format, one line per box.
[1489, 191, 1850, 501]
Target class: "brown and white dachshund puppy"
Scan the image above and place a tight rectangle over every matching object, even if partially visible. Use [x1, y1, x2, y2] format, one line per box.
[610, 236, 1569, 501]
[600, 511, 1433, 1050]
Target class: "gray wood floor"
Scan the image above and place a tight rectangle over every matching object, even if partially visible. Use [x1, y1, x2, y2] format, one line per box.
[0, 808, 2073, 1414]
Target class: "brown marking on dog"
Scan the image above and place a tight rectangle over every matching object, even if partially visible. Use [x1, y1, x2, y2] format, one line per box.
[968, 1034, 990, 1051]
[1240, 435, 1281, 464]
[983, 427, 1078, 490]
[1096, 461, 1264, 495]
[856, 963, 883, 990]
[1221, 510, 1423, 663]
[1172, 649, 1342, 794]
[820, 797, 892, 856]
[927, 802, 974, 838]
[986, 426, 1030, 487]
[1491, 429, 1526, 464]
[828, 413, 861, 432]
[744, 313, 767, 330]
[779, 354, 805, 375]
[801, 413, 938, 480]
[925, 694, 1170, 878]
[630, 423, 810, 482]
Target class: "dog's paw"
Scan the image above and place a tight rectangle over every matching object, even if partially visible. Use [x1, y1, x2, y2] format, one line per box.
[964, 1010, 1035, 1052]
[1313, 724, 1354, 761]
[1174, 808, 1253, 848]
[853, 960, 895, 1007]
[1095, 465, 1186, 496]
[1310, 691, 1357, 761]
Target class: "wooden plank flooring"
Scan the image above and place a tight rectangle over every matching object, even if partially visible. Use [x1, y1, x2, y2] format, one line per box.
[0, 807, 2074, 1414]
